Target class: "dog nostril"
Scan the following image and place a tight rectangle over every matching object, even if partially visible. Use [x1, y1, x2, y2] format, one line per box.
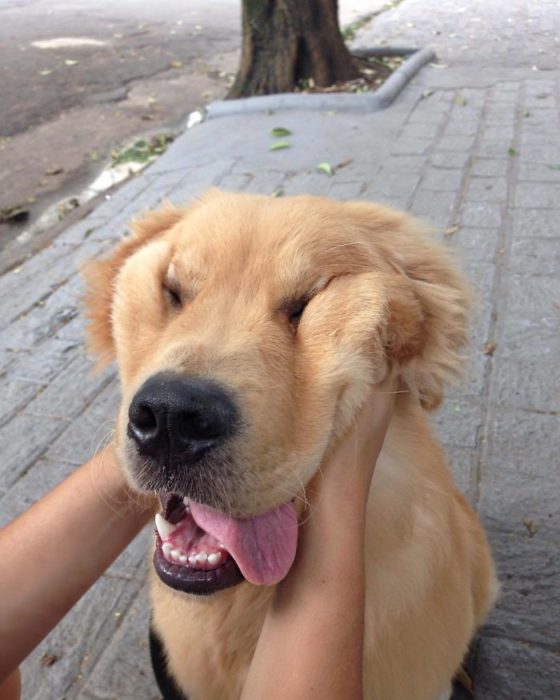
[179, 411, 223, 442]
[130, 403, 158, 434]
[136, 406, 156, 429]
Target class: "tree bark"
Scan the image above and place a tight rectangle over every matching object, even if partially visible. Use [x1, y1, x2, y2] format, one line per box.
[228, 0, 360, 98]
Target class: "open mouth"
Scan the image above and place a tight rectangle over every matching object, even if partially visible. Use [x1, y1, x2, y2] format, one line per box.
[153, 493, 299, 595]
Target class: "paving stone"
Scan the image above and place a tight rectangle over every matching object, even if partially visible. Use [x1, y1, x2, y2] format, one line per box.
[376, 172, 421, 197]
[475, 633, 560, 699]
[507, 273, 560, 318]
[509, 237, 560, 275]
[443, 119, 479, 136]
[391, 137, 433, 155]
[437, 134, 476, 152]
[518, 143, 560, 163]
[432, 399, 483, 449]
[481, 125, 515, 141]
[0, 457, 76, 528]
[0, 412, 71, 492]
[410, 189, 457, 227]
[445, 225, 500, 261]
[327, 181, 364, 200]
[0, 377, 45, 428]
[510, 207, 560, 238]
[482, 526, 560, 649]
[517, 162, 560, 182]
[46, 380, 121, 466]
[242, 170, 286, 194]
[492, 316, 560, 412]
[25, 352, 113, 420]
[216, 171, 253, 191]
[477, 140, 516, 159]
[80, 584, 159, 700]
[400, 121, 441, 139]
[466, 177, 508, 202]
[480, 409, 559, 537]
[380, 155, 427, 173]
[470, 158, 509, 177]
[6, 335, 79, 384]
[21, 573, 145, 700]
[429, 150, 471, 169]
[460, 201, 503, 228]
[420, 167, 464, 192]
[515, 182, 560, 208]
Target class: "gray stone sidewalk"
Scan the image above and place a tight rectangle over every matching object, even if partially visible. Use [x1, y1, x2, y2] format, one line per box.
[1, 0, 558, 697]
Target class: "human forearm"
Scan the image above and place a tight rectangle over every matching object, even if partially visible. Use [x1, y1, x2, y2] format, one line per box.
[242, 506, 366, 700]
[0, 446, 153, 679]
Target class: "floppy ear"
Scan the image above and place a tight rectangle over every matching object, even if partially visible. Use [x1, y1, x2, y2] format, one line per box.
[351, 202, 472, 410]
[83, 203, 186, 366]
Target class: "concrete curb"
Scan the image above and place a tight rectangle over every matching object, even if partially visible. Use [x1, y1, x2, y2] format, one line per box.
[206, 47, 436, 119]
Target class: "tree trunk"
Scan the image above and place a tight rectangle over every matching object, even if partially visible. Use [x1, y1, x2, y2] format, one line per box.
[228, 0, 359, 98]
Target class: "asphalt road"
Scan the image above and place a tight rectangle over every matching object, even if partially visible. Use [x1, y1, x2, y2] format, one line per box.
[0, 0, 385, 270]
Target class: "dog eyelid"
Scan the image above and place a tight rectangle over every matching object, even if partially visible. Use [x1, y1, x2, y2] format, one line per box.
[162, 279, 183, 309]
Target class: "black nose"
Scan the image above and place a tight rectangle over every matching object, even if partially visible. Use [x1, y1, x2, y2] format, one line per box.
[127, 372, 237, 464]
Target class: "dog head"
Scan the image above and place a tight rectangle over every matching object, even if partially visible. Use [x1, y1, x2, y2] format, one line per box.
[84, 191, 470, 592]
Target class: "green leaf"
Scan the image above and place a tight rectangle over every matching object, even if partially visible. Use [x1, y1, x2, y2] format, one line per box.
[546, 164, 560, 171]
[316, 162, 334, 176]
[508, 147, 518, 157]
[271, 127, 292, 137]
[271, 188, 284, 197]
[269, 141, 291, 151]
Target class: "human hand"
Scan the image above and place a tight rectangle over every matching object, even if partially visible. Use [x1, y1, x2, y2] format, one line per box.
[306, 382, 397, 519]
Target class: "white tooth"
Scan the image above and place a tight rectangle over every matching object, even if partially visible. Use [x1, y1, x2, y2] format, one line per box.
[182, 497, 191, 512]
[207, 553, 220, 565]
[188, 555, 197, 566]
[179, 554, 188, 564]
[155, 513, 178, 540]
[162, 543, 173, 556]
[171, 549, 181, 561]
[196, 551, 208, 563]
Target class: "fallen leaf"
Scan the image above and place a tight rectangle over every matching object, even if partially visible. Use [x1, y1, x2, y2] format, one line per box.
[271, 127, 292, 137]
[546, 164, 560, 171]
[45, 166, 63, 176]
[271, 188, 284, 197]
[421, 89, 435, 100]
[40, 653, 60, 667]
[444, 225, 459, 237]
[429, 62, 448, 69]
[483, 341, 497, 356]
[64, 59, 79, 66]
[0, 205, 29, 223]
[523, 518, 537, 538]
[39, 69, 52, 76]
[454, 95, 467, 106]
[337, 158, 353, 169]
[508, 147, 519, 157]
[169, 61, 183, 69]
[316, 162, 334, 176]
[269, 141, 291, 151]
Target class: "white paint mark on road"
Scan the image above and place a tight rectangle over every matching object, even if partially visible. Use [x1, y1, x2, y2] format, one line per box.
[31, 37, 107, 49]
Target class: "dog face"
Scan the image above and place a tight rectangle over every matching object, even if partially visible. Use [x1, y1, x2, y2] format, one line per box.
[85, 191, 470, 593]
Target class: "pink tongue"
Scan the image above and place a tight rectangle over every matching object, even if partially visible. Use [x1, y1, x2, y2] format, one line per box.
[189, 501, 298, 586]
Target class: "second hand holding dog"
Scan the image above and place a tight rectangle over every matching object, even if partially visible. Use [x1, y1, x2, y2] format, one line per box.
[242, 385, 396, 700]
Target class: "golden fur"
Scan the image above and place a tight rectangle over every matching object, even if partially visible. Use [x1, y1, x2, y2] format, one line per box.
[85, 191, 497, 700]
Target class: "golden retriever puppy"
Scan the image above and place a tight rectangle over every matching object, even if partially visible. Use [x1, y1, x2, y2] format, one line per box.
[85, 191, 497, 700]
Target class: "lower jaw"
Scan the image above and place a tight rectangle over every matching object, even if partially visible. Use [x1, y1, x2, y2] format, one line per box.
[153, 544, 245, 595]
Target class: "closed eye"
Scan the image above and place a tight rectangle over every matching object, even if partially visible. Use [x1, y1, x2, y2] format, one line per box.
[284, 297, 310, 329]
[163, 280, 182, 309]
